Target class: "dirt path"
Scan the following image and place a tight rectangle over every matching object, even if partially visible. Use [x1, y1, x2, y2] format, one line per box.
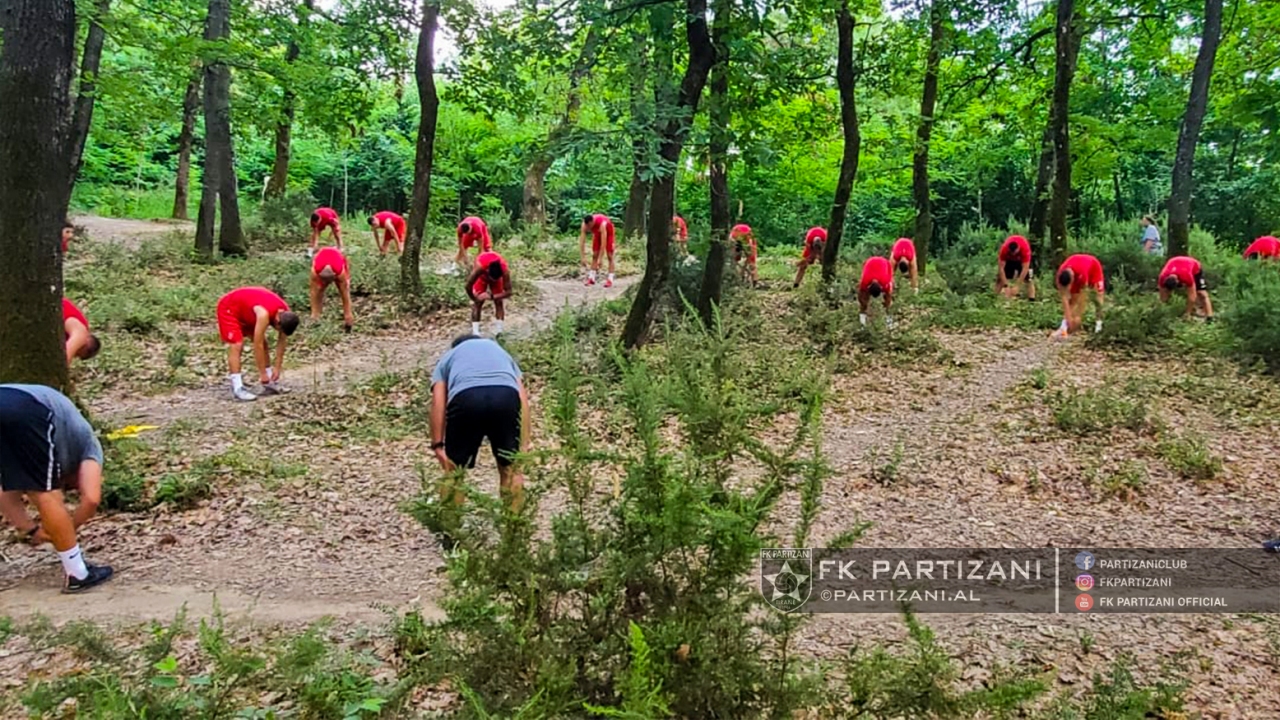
[71, 214, 192, 251]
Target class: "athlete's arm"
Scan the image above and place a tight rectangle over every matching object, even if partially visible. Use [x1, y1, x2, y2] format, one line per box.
[431, 381, 451, 469]
[252, 306, 272, 383]
[65, 320, 91, 364]
[464, 266, 484, 301]
[1019, 261, 1030, 283]
[1184, 286, 1197, 317]
[578, 224, 589, 265]
[518, 379, 531, 452]
[493, 269, 514, 301]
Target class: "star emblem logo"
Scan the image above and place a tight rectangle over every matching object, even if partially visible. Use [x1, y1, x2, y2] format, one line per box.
[760, 549, 813, 612]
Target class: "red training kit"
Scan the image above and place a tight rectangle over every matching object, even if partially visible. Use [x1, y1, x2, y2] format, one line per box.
[62, 298, 88, 330]
[999, 235, 1032, 264]
[673, 216, 689, 241]
[1057, 254, 1104, 294]
[216, 287, 290, 345]
[589, 214, 616, 254]
[1159, 256, 1201, 288]
[803, 227, 827, 261]
[457, 216, 493, 251]
[472, 251, 509, 297]
[312, 207, 340, 230]
[891, 238, 916, 263]
[860, 256, 893, 295]
[1244, 236, 1280, 259]
[313, 247, 348, 277]
[372, 211, 406, 241]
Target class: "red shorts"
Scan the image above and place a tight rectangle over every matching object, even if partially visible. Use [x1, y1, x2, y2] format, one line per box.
[216, 298, 252, 345]
[472, 278, 506, 298]
[592, 234, 615, 255]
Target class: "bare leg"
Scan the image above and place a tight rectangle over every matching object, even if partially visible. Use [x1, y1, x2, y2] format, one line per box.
[29, 491, 76, 553]
[310, 277, 324, 320]
[499, 464, 525, 514]
[793, 259, 810, 287]
[471, 300, 484, 323]
[494, 298, 505, 321]
[591, 246, 603, 273]
[228, 343, 243, 375]
[0, 491, 32, 530]
[607, 249, 615, 276]
[332, 228, 343, 250]
[339, 275, 355, 329]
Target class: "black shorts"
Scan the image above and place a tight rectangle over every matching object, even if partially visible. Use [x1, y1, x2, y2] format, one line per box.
[1194, 271, 1207, 291]
[0, 388, 57, 493]
[445, 386, 521, 469]
[1002, 259, 1031, 281]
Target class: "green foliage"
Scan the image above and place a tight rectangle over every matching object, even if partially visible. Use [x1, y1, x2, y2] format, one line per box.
[1046, 656, 1188, 720]
[1088, 460, 1149, 501]
[1156, 432, 1223, 482]
[1222, 263, 1280, 374]
[1050, 386, 1149, 437]
[1085, 292, 1183, 351]
[245, 190, 319, 251]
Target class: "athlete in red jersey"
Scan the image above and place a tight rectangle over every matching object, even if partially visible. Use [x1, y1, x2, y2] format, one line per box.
[579, 214, 617, 287]
[793, 227, 827, 288]
[61, 220, 74, 255]
[890, 238, 919, 293]
[858, 256, 895, 327]
[62, 298, 100, 365]
[310, 247, 354, 332]
[215, 287, 300, 402]
[456, 216, 493, 267]
[1243, 236, 1280, 261]
[730, 224, 758, 285]
[672, 216, 690, 255]
[995, 235, 1036, 299]
[1158, 256, 1214, 320]
[308, 207, 342, 257]
[465, 251, 513, 336]
[368, 211, 406, 255]
[1054, 254, 1105, 338]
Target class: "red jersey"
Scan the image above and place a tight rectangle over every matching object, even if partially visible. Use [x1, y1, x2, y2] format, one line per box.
[803, 227, 827, 260]
[62, 298, 88, 330]
[998, 235, 1032, 264]
[312, 207, 339, 230]
[457, 216, 493, 251]
[472, 251, 509, 296]
[730, 224, 752, 240]
[1244, 236, 1280, 259]
[217, 287, 290, 340]
[1159, 256, 1201, 287]
[859, 256, 893, 294]
[312, 247, 348, 277]
[673, 216, 688, 241]
[890, 238, 916, 262]
[372, 211, 406, 239]
[588, 214, 616, 253]
[1057, 254, 1104, 294]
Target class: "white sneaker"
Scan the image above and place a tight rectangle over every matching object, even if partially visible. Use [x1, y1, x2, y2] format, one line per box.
[232, 386, 257, 402]
[306, 247, 315, 259]
[1094, 320, 1103, 333]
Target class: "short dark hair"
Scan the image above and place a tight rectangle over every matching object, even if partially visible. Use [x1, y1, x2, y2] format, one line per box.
[1057, 270, 1073, 288]
[487, 260, 503, 280]
[1162, 275, 1181, 290]
[63, 219, 74, 230]
[459, 221, 471, 235]
[82, 334, 101, 360]
[897, 258, 910, 274]
[582, 214, 595, 227]
[278, 311, 301, 336]
[310, 212, 320, 226]
[868, 281, 882, 298]
[367, 216, 377, 226]
[451, 334, 480, 348]
[1246, 252, 1259, 261]
[1005, 243, 1021, 261]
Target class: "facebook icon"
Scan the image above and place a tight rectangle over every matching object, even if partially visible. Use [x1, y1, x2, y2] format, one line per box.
[1074, 551, 1096, 571]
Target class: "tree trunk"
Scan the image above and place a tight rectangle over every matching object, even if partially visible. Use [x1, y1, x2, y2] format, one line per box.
[696, 0, 731, 324]
[0, 0, 76, 389]
[264, 0, 313, 200]
[1111, 169, 1124, 220]
[1167, 0, 1223, 258]
[520, 26, 603, 227]
[621, 30, 649, 240]
[622, 160, 649, 240]
[820, 0, 861, 281]
[67, 0, 111, 196]
[172, 71, 200, 220]
[1046, 0, 1081, 266]
[911, 0, 943, 272]
[1027, 113, 1053, 262]
[622, 0, 714, 348]
[195, 0, 244, 258]
[402, 0, 440, 299]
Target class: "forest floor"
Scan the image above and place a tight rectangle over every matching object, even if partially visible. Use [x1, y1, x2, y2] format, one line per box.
[2, 218, 1279, 717]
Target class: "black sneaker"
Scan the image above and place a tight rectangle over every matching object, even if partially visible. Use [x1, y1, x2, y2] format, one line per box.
[63, 563, 114, 594]
[1263, 538, 1280, 553]
[435, 531, 457, 553]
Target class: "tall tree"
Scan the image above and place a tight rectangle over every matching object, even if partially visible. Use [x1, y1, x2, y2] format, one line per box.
[820, 0, 861, 281]
[194, 0, 246, 259]
[696, 0, 732, 324]
[622, 29, 650, 241]
[622, 0, 714, 348]
[1027, 112, 1054, 256]
[67, 0, 112, 195]
[402, 0, 440, 298]
[1167, 0, 1223, 257]
[0, 0, 76, 388]
[264, 0, 316, 199]
[911, 0, 944, 272]
[1046, 0, 1081, 264]
[172, 69, 201, 220]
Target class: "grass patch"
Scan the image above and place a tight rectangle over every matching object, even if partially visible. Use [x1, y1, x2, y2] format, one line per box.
[1050, 386, 1149, 436]
[1087, 460, 1149, 502]
[1155, 432, 1224, 482]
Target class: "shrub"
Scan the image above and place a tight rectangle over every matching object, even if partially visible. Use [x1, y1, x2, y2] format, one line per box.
[1222, 263, 1280, 374]
[1085, 291, 1182, 352]
[1051, 386, 1148, 436]
[245, 190, 319, 251]
[1156, 432, 1223, 482]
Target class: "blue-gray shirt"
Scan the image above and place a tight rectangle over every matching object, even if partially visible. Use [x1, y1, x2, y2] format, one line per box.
[2, 384, 104, 476]
[430, 339, 523, 404]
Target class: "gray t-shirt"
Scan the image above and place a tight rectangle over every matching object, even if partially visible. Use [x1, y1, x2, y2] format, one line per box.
[3, 384, 104, 476]
[1142, 225, 1163, 254]
[430, 339, 523, 404]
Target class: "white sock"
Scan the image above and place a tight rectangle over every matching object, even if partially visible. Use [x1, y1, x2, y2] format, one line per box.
[471, 321, 481, 335]
[229, 373, 244, 392]
[607, 273, 615, 282]
[58, 544, 89, 580]
[1059, 319, 1068, 332]
[493, 320, 504, 334]
[859, 313, 867, 326]
[588, 269, 596, 282]
[1094, 319, 1103, 333]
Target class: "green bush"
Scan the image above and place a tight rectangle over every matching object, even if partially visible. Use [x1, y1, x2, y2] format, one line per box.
[1051, 386, 1149, 436]
[1085, 291, 1182, 352]
[245, 190, 319, 251]
[1222, 263, 1280, 373]
[1156, 432, 1223, 482]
